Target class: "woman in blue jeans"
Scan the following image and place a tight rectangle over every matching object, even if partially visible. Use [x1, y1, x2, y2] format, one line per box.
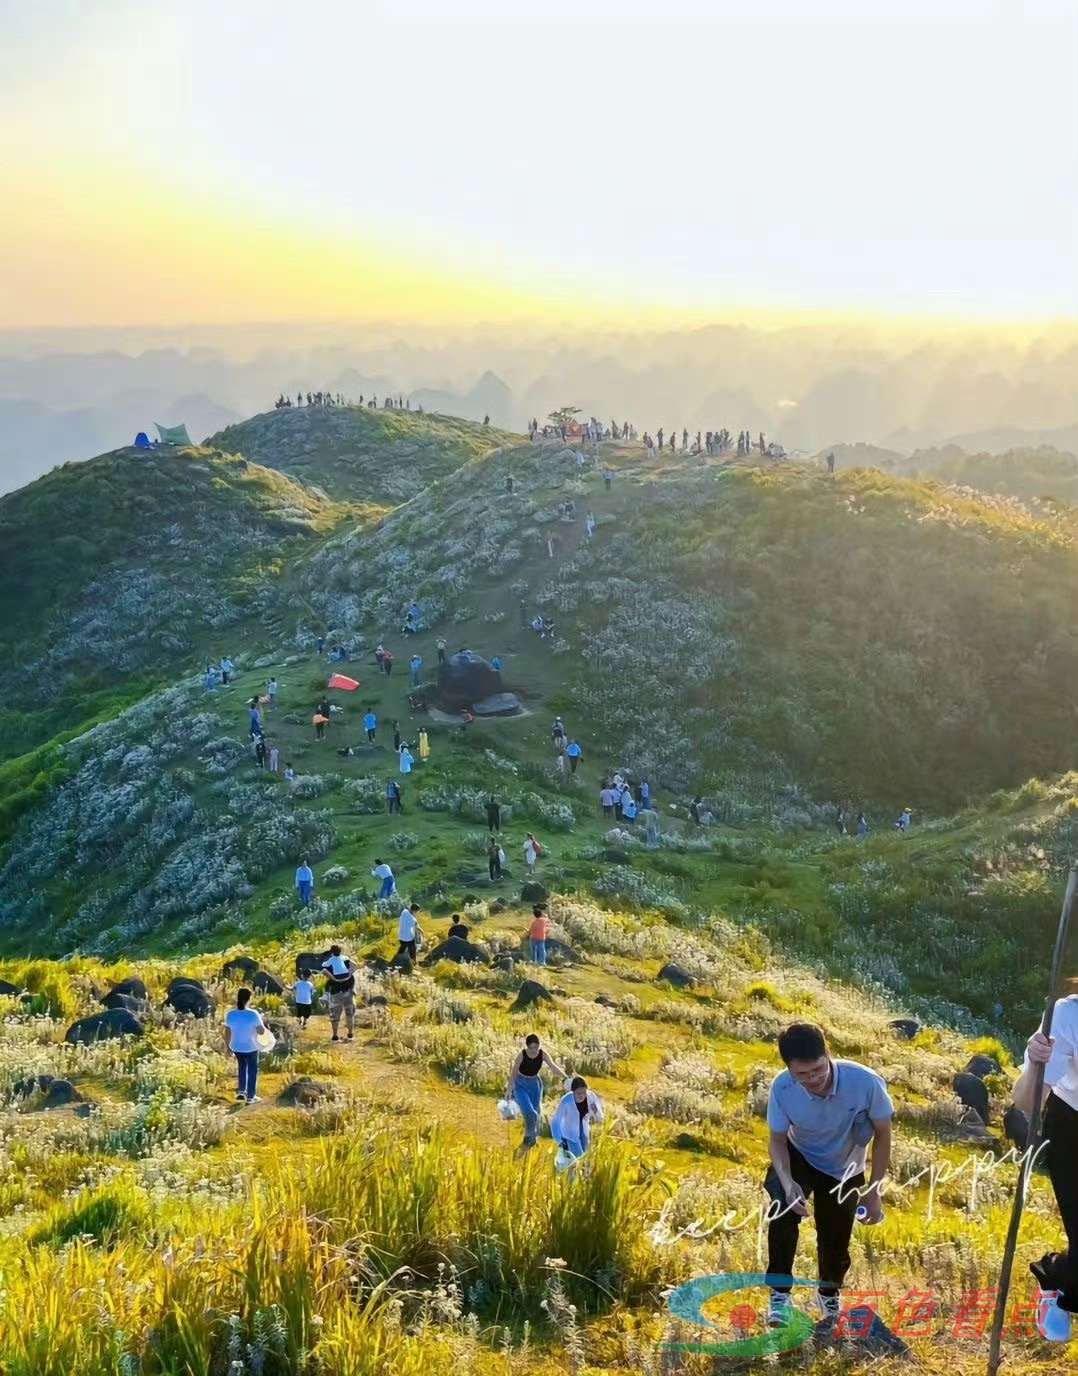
[224, 987, 269, 1105]
[505, 1033, 567, 1148]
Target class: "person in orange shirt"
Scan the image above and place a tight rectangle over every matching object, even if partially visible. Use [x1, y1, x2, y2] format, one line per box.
[529, 904, 549, 966]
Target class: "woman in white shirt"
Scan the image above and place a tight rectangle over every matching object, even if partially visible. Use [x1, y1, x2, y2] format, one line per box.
[550, 1075, 605, 1161]
[1012, 981, 1078, 1341]
[523, 835, 539, 871]
[224, 987, 269, 1105]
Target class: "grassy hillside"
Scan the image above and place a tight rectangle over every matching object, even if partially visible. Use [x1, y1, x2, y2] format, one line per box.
[209, 405, 512, 502]
[0, 906, 1066, 1376]
[0, 444, 360, 759]
[0, 410, 1075, 1373]
[900, 445, 1078, 508]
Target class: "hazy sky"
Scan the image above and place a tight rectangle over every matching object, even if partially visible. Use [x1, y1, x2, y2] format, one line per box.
[2, 0, 1076, 327]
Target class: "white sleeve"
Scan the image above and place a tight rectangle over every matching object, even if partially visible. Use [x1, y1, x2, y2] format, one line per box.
[1041, 1000, 1078, 1087]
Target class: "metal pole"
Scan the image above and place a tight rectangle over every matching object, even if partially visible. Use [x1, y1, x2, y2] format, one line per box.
[986, 866, 1076, 1376]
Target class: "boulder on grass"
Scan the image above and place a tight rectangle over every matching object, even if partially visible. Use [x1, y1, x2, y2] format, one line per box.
[889, 1019, 920, 1040]
[101, 991, 150, 1016]
[510, 979, 554, 1012]
[517, 935, 579, 966]
[953, 1071, 991, 1124]
[1003, 1104, 1029, 1150]
[278, 1078, 334, 1109]
[422, 937, 489, 967]
[436, 651, 506, 710]
[296, 951, 334, 979]
[389, 952, 414, 975]
[252, 971, 286, 996]
[964, 1054, 1001, 1080]
[166, 976, 205, 996]
[42, 1079, 83, 1108]
[65, 1009, 144, 1044]
[109, 977, 149, 1002]
[595, 995, 618, 1008]
[521, 882, 548, 904]
[222, 956, 260, 979]
[166, 984, 216, 1019]
[493, 954, 516, 972]
[658, 963, 695, 989]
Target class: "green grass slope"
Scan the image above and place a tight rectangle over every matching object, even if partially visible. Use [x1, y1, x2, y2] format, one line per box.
[209, 405, 512, 502]
[0, 445, 354, 759]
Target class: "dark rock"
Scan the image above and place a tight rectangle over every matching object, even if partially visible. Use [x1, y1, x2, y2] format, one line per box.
[658, 962, 695, 989]
[252, 971, 286, 996]
[493, 955, 516, 972]
[953, 1071, 991, 1124]
[368, 995, 389, 1008]
[462, 893, 479, 906]
[964, 1054, 1001, 1080]
[74, 1103, 96, 1119]
[510, 979, 554, 1011]
[813, 1309, 909, 1356]
[166, 985, 216, 1019]
[389, 952, 414, 975]
[436, 651, 506, 710]
[521, 882, 548, 903]
[109, 977, 149, 1001]
[1003, 1104, 1029, 1150]
[101, 991, 150, 1015]
[296, 951, 334, 978]
[0, 979, 19, 997]
[472, 692, 522, 717]
[222, 956, 260, 979]
[365, 956, 391, 975]
[65, 1009, 145, 1044]
[599, 849, 633, 864]
[888, 1018, 920, 1040]
[166, 976, 205, 996]
[422, 937, 489, 967]
[278, 1077, 334, 1108]
[42, 1079, 83, 1108]
[489, 899, 508, 914]
[595, 995, 618, 1008]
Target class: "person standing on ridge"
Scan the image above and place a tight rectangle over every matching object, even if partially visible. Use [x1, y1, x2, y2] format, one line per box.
[386, 780, 402, 814]
[565, 740, 582, 774]
[506, 1033, 568, 1149]
[295, 860, 315, 908]
[364, 708, 378, 742]
[410, 654, 423, 687]
[486, 795, 502, 832]
[488, 837, 503, 882]
[856, 812, 868, 837]
[763, 1022, 893, 1329]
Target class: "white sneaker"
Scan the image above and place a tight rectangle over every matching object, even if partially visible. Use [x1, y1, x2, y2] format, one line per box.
[1036, 1291, 1073, 1343]
[767, 1292, 794, 1328]
[816, 1292, 842, 1322]
[248, 1095, 263, 1104]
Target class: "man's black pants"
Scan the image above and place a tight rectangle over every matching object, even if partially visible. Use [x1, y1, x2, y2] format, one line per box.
[764, 1144, 863, 1298]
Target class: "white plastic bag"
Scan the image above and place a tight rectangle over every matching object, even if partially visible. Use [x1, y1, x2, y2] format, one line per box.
[256, 1028, 277, 1053]
[497, 1098, 521, 1122]
[554, 1145, 575, 1172]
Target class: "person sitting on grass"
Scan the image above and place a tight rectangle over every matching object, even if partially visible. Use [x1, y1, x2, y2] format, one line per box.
[506, 1033, 568, 1149]
[223, 987, 269, 1105]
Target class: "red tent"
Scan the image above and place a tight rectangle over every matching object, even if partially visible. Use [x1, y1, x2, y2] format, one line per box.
[328, 674, 361, 691]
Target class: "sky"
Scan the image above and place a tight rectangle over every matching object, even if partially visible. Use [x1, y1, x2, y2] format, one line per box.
[2, 0, 1076, 329]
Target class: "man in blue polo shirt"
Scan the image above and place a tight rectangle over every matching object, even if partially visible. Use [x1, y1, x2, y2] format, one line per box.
[764, 1022, 893, 1328]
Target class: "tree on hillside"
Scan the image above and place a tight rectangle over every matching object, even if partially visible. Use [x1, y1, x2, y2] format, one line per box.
[548, 406, 581, 429]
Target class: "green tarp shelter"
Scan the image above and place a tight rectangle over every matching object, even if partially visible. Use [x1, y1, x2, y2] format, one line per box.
[156, 422, 192, 445]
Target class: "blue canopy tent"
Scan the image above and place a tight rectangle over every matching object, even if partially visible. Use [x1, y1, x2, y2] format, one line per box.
[133, 431, 153, 449]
